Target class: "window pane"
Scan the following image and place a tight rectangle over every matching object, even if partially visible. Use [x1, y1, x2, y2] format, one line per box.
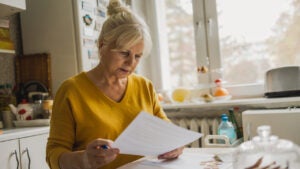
[164, 0, 197, 88]
[216, 0, 300, 85]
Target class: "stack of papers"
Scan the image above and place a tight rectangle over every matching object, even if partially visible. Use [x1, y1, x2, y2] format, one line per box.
[118, 150, 234, 169]
[112, 112, 202, 156]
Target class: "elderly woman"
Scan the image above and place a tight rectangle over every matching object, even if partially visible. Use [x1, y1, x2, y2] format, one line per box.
[46, 0, 183, 169]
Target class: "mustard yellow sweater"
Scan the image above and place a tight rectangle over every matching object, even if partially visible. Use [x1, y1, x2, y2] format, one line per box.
[46, 72, 169, 169]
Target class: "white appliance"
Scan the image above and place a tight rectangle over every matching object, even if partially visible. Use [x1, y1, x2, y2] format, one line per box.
[242, 108, 300, 145]
[20, 0, 108, 95]
[265, 66, 300, 98]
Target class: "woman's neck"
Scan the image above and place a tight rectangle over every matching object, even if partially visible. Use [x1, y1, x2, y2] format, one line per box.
[87, 65, 127, 88]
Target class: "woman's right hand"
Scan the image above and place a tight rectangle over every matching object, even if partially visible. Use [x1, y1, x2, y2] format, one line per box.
[83, 139, 120, 169]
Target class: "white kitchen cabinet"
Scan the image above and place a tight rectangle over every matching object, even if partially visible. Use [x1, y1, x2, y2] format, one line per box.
[0, 127, 49, 169]
[0, 139, 19, 169]
[0, 0, 26, 18]
[19, 134, 49, 169]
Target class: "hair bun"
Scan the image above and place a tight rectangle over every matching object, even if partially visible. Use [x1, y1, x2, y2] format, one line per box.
[107, 0, 130, 16]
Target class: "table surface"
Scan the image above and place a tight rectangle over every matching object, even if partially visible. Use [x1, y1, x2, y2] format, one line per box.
[118, 148, 235, 169]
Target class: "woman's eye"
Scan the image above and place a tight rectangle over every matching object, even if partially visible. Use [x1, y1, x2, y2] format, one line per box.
[120, 51, 130, 56]
[135, 55, 142, 60]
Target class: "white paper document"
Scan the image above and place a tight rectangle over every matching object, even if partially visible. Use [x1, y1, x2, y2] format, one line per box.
[118, 152, 233, 169]
[112, 112, 202, 156]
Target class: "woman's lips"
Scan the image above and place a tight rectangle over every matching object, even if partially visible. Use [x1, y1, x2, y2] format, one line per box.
[120, 68, 130, 73]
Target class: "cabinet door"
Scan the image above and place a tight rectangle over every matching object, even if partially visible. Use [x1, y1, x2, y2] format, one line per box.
[0, 0, 26, 18]
[19, 134, 49, 169]
[0, 139, 20, 169]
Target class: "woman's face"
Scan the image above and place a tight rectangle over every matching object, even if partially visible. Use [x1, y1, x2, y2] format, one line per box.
[99, 41, 144, 78]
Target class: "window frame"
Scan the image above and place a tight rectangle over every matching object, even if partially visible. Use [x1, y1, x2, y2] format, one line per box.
[132, 0, 265, 99]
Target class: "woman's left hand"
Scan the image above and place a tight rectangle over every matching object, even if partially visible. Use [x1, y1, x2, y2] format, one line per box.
[157, 146, 184, 159]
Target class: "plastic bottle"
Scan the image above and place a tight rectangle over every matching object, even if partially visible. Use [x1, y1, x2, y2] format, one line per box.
[218, 115, 237, 144]
[228, 108, 242, 138]
[234, 106, 243, 137]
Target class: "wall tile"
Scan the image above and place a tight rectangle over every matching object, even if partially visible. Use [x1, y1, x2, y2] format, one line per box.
[0, 14, 22, 88]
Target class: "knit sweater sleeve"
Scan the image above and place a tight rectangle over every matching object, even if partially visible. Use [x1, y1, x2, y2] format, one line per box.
[46, 80, 76, 169]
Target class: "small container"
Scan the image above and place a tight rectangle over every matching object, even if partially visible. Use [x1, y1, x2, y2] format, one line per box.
[228, 108, 242, 138]
[218, 115, 237, 144]
[32, 94, 44, 119]
[233, 125, 300, 168]
[2, 110, 15, 128]
[8, 99, 33, 121]
[42, 99, 53, 119]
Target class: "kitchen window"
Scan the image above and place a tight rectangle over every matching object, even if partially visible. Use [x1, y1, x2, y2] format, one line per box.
[134, 0, 300, 99]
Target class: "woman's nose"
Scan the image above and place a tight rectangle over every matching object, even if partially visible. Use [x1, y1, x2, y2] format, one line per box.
[125, 55, 136, 65]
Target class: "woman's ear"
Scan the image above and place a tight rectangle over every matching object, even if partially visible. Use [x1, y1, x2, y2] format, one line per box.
[98, 41, 104, 59]
[99, 41, 104, 49]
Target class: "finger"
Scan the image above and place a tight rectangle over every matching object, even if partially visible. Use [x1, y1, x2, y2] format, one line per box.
[88, 139, 113, 149]
[93, 148, 119, 158]
[158, 149, 182, 159]
[94, 155, 115, 166]
[159, 150, 176, 157]
[84, 144, 118, 169]
[159, 153, 178, 159]
[93, 150, 119, 166]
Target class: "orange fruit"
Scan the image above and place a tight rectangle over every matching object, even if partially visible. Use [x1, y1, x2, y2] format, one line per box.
[214, 87, 229, 97]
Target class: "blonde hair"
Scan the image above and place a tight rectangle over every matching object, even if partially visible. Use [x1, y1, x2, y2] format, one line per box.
[98, 0, 152, 56]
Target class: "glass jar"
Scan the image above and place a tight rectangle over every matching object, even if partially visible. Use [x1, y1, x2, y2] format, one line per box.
[32, 94, 44, 119]
[42, 99, 53, 119]
[233, 125, 300, 169]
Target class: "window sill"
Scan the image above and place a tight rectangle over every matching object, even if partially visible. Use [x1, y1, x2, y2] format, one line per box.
[162, 96, 300, 110]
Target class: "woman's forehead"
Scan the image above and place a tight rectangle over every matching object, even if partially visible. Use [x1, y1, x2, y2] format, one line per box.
[111, 40, 144, 52]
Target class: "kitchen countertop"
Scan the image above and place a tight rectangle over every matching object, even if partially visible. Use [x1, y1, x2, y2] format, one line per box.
[0, 126, 49, 142]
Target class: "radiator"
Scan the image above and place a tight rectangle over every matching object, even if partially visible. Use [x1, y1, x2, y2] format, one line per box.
[170, 117, 220, 147]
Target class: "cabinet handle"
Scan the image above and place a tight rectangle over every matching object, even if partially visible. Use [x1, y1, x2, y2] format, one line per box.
[22, 148, 31, 169]
[10, 150, 19, 169]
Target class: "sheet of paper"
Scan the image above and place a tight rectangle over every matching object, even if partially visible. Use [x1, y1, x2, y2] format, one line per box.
[112, 112, 202, 156]
[118, 150, 233, 169]
[121, 155, 233, 169]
